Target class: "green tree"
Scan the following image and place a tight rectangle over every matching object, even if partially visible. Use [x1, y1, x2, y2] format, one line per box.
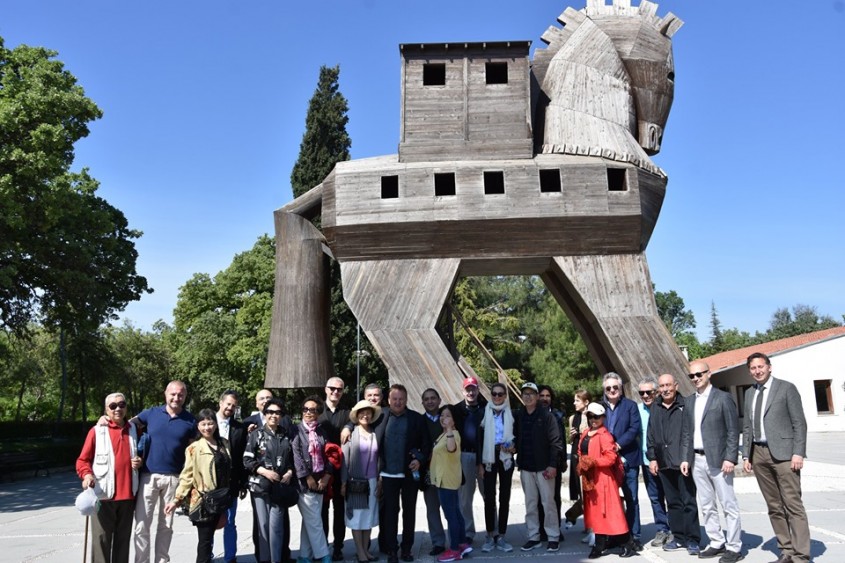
[654, 287, 696, 338]
[708, 301, 725, 352]
[766, 304, 841, 340]
[290, 65, 351, 199]
[170, 236, 284, 408]
[0, 38, 150, 334]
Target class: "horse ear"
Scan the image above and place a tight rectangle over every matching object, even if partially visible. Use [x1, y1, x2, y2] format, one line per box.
[658, 12, 684, 38]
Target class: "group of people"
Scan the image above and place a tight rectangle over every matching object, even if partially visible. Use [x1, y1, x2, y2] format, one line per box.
[75, 350, 810, 563]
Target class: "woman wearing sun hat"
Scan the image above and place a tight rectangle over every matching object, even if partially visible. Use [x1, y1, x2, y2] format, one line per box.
[577, 402, 636, 558]
[341, 399, 382, 563]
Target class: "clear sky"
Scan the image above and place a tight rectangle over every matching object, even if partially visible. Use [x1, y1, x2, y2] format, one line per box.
[4, 0, 844, 341]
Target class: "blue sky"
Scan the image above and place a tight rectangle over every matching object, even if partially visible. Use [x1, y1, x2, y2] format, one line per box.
[4, 0, 844, 341]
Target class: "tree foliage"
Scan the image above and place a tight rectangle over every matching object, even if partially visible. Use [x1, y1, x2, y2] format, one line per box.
[654, 287, 696, 337]
[0, 37, 150, 333]
[767, 304, 840, 340]
[289, 65, 351, 199]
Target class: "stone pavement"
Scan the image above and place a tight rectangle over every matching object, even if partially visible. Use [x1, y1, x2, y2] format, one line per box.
[2, 433, 844, 563]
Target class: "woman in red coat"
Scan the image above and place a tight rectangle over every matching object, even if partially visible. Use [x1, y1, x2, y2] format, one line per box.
[577, 402, 636, 559]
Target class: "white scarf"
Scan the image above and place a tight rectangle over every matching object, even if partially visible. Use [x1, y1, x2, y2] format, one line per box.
[481, 401, 514, 471]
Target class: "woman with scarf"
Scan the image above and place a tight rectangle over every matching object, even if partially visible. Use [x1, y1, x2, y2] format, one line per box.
[244, 397, 295, 563]
[577, 403, 635, 559]
[292, 395, 333, 563]
[476, 382, 515, 553]
[341, 400, 381, 563]
[164, 409, 233, 563]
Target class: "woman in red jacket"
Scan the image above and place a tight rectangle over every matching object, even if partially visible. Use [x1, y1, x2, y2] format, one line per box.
[577, 402, 636, 559]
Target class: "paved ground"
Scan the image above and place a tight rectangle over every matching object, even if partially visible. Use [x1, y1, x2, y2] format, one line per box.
[2, 433, 844, 562]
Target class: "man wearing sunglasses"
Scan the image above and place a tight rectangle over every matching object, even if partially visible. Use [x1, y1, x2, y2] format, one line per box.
[680, 361, 743, 562]
[318, 377, 352, 561]
[601, 372, 643, 551]
[637, 377, 671, 548]
[77, 393, 142, 563]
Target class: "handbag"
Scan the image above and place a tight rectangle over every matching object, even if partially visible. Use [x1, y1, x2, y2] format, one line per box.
[201, 487, 232, 515]
[269, 481, 300, 508]
[347, 478, 370, 495]
[247, 474, 272, 496]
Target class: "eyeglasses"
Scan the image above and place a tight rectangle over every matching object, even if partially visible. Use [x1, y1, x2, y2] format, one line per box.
[638, 390, 654, 396]
[688, 370, 709, 379]
[108, 401, 127, 410]
[302, 407, 320, 414]
[605, 385, 619, 392]
[265, 409, 282, 416]
[326, 386, 344, 393]
[491, 392, 506, 397]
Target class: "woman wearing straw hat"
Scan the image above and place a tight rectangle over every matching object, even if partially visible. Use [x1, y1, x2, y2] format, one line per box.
[341, 399, 382, 563]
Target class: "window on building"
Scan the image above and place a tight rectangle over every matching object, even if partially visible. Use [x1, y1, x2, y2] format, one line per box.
[607, 168, 627, 191]
[381, 175, 399, 199]
[485, 62, 508, 85]
[539, 169, 561, 193]
[423, 63, 446, 86]
[483, 171, 505, 194]
[434, 172, 456, 196]
[814, 379, 834, 414]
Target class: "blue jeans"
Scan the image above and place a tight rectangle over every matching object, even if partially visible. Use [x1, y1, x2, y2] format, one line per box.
[438, 488, 466, 550]
[641, 466, 669, 534]
[621, 463, 640, 540]
[224, 497, 238, 560]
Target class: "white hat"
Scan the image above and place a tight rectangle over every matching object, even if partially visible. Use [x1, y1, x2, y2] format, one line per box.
[586, 403, 606, 417]
[349, 399, 381, 424]
[521, 382, 539, 393]
[74, 487, 100, 516]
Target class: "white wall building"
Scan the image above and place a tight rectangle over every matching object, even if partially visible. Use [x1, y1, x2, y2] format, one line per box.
[703, 327, 845, 433]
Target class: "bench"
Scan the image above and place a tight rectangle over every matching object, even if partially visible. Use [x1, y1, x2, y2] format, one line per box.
[0, 451, 50, 482]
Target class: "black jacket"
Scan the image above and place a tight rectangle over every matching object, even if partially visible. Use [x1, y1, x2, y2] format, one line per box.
[243, 425, 295, 480]
[513, 405, 562, 472]
[374, 408, 431, 477]
[646, 394, 688, 470]
[451, 398, 487, 453]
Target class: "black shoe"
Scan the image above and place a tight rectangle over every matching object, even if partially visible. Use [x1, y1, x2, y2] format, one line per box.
[521, 540, 542, 551]
[620, 545, 635, 558]
[633, 540, 644, 552]
[429, 546, 445, 557]
[333, 548, 345, 561]
[700, 546, 726, 559]
[719, 551, 745, 563]
[400, 551, 413, 562]
[546, 541, 559, 552]
[588, 546, 606, 559]
[387, 552, 398, 563]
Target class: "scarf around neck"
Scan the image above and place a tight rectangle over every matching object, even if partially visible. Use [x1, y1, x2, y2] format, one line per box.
[303, 419, 324, 473]
[481, 401, 514, 470]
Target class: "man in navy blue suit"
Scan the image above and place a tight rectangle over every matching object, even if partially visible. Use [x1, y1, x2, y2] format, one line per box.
[601, 372, 643, 551]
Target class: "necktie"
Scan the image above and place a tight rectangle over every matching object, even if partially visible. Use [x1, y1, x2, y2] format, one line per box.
[753, 384, 765, 441]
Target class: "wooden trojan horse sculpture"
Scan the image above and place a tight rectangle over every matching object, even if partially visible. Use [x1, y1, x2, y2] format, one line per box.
[267, 0, 691, 408]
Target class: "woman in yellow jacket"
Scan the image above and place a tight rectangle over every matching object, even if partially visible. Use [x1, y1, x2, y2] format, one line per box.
[165, 409, 233, 563]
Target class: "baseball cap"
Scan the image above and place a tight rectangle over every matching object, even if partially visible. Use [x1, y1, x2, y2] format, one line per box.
[462, 377, 479, 389]
[521, 382, 539, 393]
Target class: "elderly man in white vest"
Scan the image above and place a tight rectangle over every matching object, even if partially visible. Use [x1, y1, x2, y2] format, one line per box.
[77, 392, 142, 563]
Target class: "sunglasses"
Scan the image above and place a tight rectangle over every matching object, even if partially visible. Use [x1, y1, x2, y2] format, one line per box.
[108, 401, 127, 410]
[638, 390, 654, 396]
[302, 407, 320, 414]
[265, 409, 282, 416]
[586, 413, 602, 419]
[491, 392, 506, 397]
[605, 385, 619, 392]
[688, 370, 709, 380]
[326, 386, 344, 393]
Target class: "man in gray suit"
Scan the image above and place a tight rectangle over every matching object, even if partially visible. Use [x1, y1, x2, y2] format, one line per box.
[680, 360, 743, 562]
[742, 352, 810, 563]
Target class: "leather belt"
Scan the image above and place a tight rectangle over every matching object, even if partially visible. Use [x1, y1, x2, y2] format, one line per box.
[694, 449, 705, 455]
[753, 441, 768, 447]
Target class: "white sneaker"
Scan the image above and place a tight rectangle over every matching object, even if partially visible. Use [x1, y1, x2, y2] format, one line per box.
[481, 536, 495, 552]
[495, 537, 513, 553]
[582, 531, 595, 546]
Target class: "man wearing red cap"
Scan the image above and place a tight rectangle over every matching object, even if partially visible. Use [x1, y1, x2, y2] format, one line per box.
[450, 376, 487, 544]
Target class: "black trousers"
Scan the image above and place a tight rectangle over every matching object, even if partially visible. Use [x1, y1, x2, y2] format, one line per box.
[322, 475, 346, 550]
[659, 468, 701, 545]
[381, 476, 419, 554]
[90, 498, 134, 563]
[195, 517, 219, 563]
[482, 458, 514, 536]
